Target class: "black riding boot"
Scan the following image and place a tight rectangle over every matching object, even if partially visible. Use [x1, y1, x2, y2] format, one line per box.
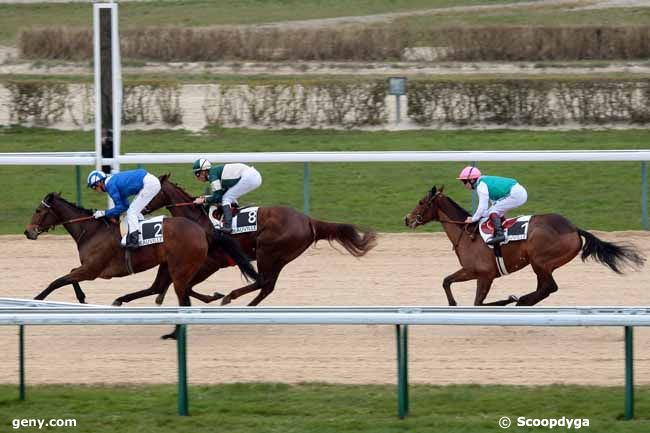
[125, 230, 140, 250]
[221, 204, 233, 234]
[486, 215, 505, 246]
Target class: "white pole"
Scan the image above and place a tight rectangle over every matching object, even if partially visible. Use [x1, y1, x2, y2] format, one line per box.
[110, 3, 122, 174]
[93, 4, 102, 172]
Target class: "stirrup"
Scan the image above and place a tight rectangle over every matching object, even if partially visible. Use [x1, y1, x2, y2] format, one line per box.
[219, 226, 232, 234]
[486, 235, 505, 246]
[124, 231, 140, 250]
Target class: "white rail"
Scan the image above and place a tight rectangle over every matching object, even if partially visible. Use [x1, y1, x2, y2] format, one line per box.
[0, 305, 649, 326]
[1, 150, 650, 165]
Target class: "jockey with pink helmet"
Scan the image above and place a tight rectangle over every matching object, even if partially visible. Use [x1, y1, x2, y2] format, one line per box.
[457, 166, 528, 246]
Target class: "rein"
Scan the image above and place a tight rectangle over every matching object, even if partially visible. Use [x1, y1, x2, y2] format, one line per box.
[166, 202, 197, 209]
[61, 216, 95, 225]
[417, 192, 473, 250]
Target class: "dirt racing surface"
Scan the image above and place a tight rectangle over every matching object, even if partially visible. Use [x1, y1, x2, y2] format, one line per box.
[0, 232, 648, 386]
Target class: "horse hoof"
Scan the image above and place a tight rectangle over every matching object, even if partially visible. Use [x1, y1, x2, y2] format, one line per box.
[112, 300, 122, 307]
[509, 295, 519, 304]
[213, 291, 224, 300]
[161, 333, 177, 340]
[221, 296, 231, 306]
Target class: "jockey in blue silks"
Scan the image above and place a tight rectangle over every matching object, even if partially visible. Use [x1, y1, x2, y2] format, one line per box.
[87, 168, 161, 250]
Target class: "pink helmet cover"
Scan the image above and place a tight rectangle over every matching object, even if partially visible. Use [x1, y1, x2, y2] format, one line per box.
[457, 166, 481, 180]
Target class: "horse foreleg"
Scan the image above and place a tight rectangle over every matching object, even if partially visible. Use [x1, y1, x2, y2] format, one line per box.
[442, 268, 476, 306]
[72, 282, 86, 304]
[472, 278, 519, 306]
[473, 278, 494, 305]
[35, 267, 95, 301]
[113, 264, 171, 306]
[113, 287, 163, 306]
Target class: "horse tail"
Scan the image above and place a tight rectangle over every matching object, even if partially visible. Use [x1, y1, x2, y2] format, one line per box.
[577, 229, 645, 274]
[310, 219, 377, 257]
[210, 230, 259, 282]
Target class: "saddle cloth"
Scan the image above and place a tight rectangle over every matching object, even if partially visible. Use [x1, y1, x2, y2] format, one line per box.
[479, 215, 532, 247]
[120, 215, 166, 247]
[208, 205, 259, 235]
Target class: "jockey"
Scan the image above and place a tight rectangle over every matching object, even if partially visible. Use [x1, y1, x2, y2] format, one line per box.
[87, 168, 161, 250]
[457, 166, 528, 246]
[192, 158, 262, 234]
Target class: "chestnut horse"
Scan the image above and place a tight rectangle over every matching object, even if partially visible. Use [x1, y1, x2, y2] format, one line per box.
[405, 186, 645, 306]
[125, 174, 378, 306]
[24, 192, 255, 338]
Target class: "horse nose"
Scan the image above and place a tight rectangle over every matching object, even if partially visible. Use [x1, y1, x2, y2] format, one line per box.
[404, 214, 410, 226]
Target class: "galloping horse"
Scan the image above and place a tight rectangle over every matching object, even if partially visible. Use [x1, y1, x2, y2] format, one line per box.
[24, 192, 255, 338]
[405, 186, 645, 306]
[128, 174, 377, 306]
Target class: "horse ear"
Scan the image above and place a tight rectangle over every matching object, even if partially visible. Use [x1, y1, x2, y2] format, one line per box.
[431, 186, 437, 196]
[439, 185, 445, 194]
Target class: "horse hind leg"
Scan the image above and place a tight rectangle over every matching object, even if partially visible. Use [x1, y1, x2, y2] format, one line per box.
[246, 274, 280, 306]
[515, 268, 559, 306]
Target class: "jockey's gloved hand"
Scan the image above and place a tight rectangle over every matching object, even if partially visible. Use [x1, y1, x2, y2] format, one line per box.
[93, 210, 105, 219]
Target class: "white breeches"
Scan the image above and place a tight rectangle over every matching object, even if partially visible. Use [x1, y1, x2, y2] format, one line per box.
[126, 173, 161, 233]
[222, 167, 262, 206]
[487, 183, 528, 217]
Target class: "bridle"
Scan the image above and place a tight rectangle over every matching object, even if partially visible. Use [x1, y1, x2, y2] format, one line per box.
[413, 191, 474, 251]
[31, 199, 95, 235]
[414, 191, 467, 226]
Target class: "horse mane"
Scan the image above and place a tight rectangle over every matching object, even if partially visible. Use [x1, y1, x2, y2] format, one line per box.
[441, 194, 471, 220]
[159, 173, 195, 200]
[46, 192, 92, 215]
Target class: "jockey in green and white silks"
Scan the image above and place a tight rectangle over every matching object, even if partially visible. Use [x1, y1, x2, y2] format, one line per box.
[192, 159, 262, 233]
[457, 166, 528, 245]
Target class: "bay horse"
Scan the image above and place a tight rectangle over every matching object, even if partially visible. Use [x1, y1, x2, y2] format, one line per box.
[404, 186, 645, 306]
[124, 174, 377, 307]
[24, 192, 256, 338]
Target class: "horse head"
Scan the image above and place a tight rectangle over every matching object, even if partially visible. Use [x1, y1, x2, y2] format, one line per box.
[404, 186, 445, 229]
[25, 193, 66, 239]
[146, 174, 206, 223]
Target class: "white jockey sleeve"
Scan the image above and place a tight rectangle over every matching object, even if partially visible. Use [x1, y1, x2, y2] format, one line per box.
[210, 179, 222, 192]
[471, 182, 490, 222]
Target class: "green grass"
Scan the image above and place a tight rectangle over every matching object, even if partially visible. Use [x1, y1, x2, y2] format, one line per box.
[2, 127, 650, 235]
[0, 0, 529, 45]
[393, 5, 650, 36]
[0, 383, 648, 432]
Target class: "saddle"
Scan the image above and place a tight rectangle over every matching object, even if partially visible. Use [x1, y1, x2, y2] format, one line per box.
[478, 215, 532, 247]
[208, 203, 259, 235]
[479, 216, 519, 237]
[209, 202, 241, 220]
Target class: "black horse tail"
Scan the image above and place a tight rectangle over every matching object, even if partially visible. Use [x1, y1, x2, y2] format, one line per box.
[578, 229, 645, 274]
[210, 230, 259, 282]
[310, 219, 377, 257]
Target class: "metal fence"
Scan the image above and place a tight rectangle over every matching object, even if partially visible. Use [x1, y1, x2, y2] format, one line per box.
[1, 299, 647, 419]
[1, 150, 649, 227]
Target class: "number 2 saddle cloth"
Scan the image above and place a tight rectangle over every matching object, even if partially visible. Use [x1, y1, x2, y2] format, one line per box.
[119, 215, 166, 247]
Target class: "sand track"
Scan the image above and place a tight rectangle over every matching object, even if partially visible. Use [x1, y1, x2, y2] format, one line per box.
[0, 232, 648, 385]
